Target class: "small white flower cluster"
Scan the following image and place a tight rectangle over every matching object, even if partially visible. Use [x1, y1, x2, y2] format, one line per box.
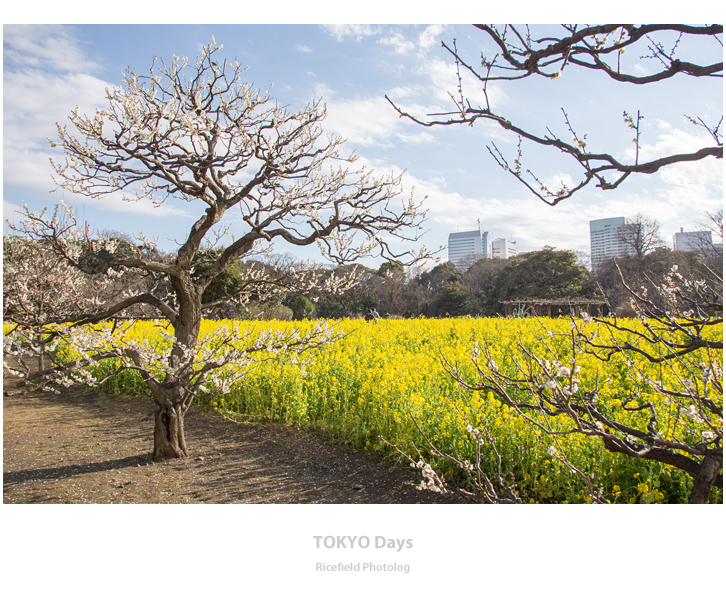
[410, 460, 442, 493]
[466, 423, 485, 446]
[679, 405, 705, 424]
[537, 359, 580, 397]
[700, 361, 721, 385]
[701, 431, 718, 443]
[580, 311, 594, 325]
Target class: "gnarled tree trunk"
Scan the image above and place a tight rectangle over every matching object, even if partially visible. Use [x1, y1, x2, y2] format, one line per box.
[153, 404, 188, 461]
[150, 274, 200, 462]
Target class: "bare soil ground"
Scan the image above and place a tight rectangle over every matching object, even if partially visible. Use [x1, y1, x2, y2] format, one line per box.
[3, 375, 468, 504]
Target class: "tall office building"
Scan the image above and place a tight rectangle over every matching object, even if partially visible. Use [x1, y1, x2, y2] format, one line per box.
[491, 237, 518, 259]
[673, 228, 712, 254]
[448, 230, 483, 269]
[590, 217, 626, 270]
[481, 231, 491, 258]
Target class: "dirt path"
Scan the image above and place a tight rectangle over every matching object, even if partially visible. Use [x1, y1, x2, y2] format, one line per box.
[3, 378, 467, 504]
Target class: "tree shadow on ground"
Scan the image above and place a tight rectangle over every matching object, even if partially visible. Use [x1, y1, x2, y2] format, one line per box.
[4, 454, 154, 484]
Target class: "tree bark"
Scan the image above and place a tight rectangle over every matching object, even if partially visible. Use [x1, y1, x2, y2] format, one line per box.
[38, 333, 46, 373]
[689, 450, 723, 504]
[152, 405, 187, 461]
[149, 273, 199, 462]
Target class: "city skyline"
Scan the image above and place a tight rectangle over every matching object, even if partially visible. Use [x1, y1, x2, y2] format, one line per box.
[446, 213, 719, 273]
[447, 225, 519, 269]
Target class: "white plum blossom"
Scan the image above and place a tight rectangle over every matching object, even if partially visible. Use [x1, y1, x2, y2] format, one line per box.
[701, 431, 718, 442]
[680, 405, 705, 424]
[413, 460, 443, 493]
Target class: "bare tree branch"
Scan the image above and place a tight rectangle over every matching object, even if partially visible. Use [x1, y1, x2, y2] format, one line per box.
[387, 24, 723, 205]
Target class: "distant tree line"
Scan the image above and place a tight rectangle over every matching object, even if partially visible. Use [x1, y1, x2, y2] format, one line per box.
[218, 244, 719, 321]
[6, 212, 721, 324]
[302, 245, 718, 320]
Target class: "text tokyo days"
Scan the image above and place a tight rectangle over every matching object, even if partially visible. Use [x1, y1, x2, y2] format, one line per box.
[313, 536, 413, 552]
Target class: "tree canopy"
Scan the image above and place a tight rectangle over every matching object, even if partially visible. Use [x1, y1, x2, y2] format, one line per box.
[484, 248, 600, 314]
[5, 40, 428, 460]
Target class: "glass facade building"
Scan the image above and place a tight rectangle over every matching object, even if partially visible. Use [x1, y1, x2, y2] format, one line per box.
[590, 216, 626, 271]
[448, 230, 483, 269]
[448, 229, 517, 268]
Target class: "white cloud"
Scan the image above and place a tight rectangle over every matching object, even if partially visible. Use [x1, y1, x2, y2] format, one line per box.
[3, 147, 61, 198]
[325, 25, 448, 62]
[3, 200, 25, 228]
[424, 57, 506, 110]
[539, 172, 578, 197]
[354, 155, 585, 256]
[378, 33, 416, 55]
[314, 28, 507, 150]
[384, 85, 420, 101]
[314, 84, 434, 148]
[3, 71, 117, 220]
[3, 25, 100, 73]
[4, 26, 112, 207]
[296, 44, 312, 53]
[418, 25, 446, 51]
[4, 70, 110, 149]
[634, 119, 721, 162]
[377, 26, 449, 58]
[322, 25, 379, 42]
[88, 191, 194, 219]
[381, 56, 507, 129]
[321, 95, 401, 146]
[619, 120, 722, 232]
[3, 144, 194, 220]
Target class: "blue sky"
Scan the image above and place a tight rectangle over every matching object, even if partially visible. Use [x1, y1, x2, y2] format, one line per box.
[3, 20, 723, 270]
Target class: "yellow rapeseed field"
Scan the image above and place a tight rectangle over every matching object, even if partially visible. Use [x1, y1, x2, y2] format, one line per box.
[13, 316, 723, 503]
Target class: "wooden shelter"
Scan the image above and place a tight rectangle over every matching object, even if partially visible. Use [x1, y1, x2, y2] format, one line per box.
[501, 298, 609, 318]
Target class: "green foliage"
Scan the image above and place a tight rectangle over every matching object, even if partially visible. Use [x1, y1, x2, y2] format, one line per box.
[291, 295, 317, 320]
[462, 258, 510, 314]
[432, 281, 472, 316]
[418, 261, 462, 291]
[485, 248, 599, 315]
[191, 249, 245, 306]
[377, 260, 404, 277]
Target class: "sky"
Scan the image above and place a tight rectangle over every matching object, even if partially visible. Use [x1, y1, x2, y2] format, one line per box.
[3, 19, 722, 271]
